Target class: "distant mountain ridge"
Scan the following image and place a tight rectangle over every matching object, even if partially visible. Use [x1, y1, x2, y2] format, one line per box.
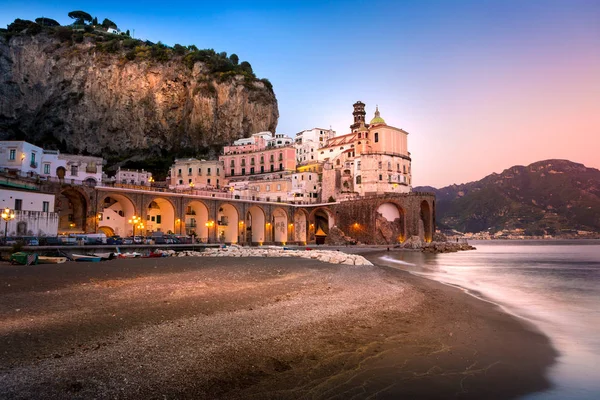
[414, 160, 600, 234]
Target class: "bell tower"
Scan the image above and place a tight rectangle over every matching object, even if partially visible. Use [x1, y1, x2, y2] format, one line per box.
[350, 101, 367, 131]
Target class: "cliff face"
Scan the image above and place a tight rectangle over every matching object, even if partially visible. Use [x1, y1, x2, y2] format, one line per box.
[0, 33, 278, 160]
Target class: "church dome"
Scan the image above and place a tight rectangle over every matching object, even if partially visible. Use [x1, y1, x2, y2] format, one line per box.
[369, 106, 386, 125]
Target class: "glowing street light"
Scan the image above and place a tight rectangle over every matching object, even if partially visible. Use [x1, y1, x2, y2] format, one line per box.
[1, 208, 15, 240]
[189, 182, 195, 193]
[128, 215, 141, 237]
[205, 220, 215, 243]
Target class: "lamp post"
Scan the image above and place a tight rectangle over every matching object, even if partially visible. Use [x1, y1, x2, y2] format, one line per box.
[1, 208, 15, 241]
[189, 182, 195, 194]
[128, 215, 141, 237]
[148, 176, 154, 187]
[205, 220, 214, 243]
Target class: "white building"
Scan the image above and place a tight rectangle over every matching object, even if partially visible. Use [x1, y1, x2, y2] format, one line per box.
[0, 187, 58, 237]
[169, 158, 225, 190]
[231, 131, 294, 149]
[0, 141, 104, 186]
[291, 170, 321, 204]
[295, 128, 335, 165]
[115, 167, 153, 186]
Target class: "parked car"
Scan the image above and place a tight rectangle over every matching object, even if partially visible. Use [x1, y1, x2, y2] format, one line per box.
[107, 236, 123, 245]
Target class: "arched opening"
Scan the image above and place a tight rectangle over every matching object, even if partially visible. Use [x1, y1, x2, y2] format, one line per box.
[218, 203, 239, 244]
[293, 210, 309, 244]
[57, 188, 87, 234]
[84, 177, 97, 187]
[56, 167, 66, 180]
[146, 198, 176, 235]
[272, 207, 288, 244]
[246, 205, 265, 245]
[311, 208, 334, 244]
[420, 200, 432, 243]
[186, 200, 209, 242]
[376, 202, 406, 244]
[98, 226, 115, 236]
[99, 194, 136, 236]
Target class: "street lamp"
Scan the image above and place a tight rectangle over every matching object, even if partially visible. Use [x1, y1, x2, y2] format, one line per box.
[205, 220, 215, 243]
[189, 182, 195, 193]
[1, 208, 15, 240]
[148, 176, 154, 186]
[128, 215, 141, 237]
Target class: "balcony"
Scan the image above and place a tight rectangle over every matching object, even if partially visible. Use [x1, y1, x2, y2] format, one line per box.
[30, 162, 38, 168]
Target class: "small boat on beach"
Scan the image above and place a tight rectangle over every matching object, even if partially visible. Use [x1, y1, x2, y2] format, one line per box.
[72, 254, 102, 263]
[92, 252, 116, 261]
[38, 256, 68, 264]
[141, 251, 166, 258]
[117, 252, 142, 258]
[9, 252, 38, 265]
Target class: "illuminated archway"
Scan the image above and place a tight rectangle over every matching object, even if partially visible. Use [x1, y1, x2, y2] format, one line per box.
[217, 203, 239, 243]
[98, 226, 115, 236]
[246, 205, 266, 244]
[376, 202, 406, 243]
[146, 197, 176, 235]
[272, 207, 288, 244]
[309, 207, 334, 244]
[99, 194, 136, 236]
[186, 200, 209, 242]
[57, 188, 87, 233]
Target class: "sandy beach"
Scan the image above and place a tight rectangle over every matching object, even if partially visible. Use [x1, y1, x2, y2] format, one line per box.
[0, 253, 556, 399]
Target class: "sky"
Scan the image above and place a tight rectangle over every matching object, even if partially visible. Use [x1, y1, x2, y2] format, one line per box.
[2, 0, 599, 187]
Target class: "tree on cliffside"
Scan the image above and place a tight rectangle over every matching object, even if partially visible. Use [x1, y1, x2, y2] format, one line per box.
[229, 53, 239, 65]
[102, 18, 117, 29]
[35, 17, 60, 27]
[68, 11, 92, 26]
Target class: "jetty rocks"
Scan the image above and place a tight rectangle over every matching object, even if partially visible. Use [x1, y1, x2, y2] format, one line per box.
[157, 246, 374, 266]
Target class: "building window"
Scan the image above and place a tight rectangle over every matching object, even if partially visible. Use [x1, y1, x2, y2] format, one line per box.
[241, 168, 245, 175]
[177, 169, 182, 176]
[266, 185, 270, 191]
[279, 163, 283, 170]
[230, 160, 235, 167]
[31, 152, 36, 163]
[44, 164, 50, 174]
[388, 162, 391, 170]
[277, 184, 281, 191]
[403, 165, 407, 173]
[270, 165, 274, 172]
[208, 179, 211, 185]
[356, 176, 361, 184]
[250, 167, 255, 174]
[71, 165, 78, 176]
[188, 167, 192, 175]
[374, 132, 379, 142]
[42, 201, 49, 212]
[260, 156, 264, 164]
[217, 168, 219, 174]
[230, 169, 234, 176]
[241, 159, 246, 166]
[156, 215, 162, 224]
[15, 199, 22, 210]
[261, 166, 264, 173]
[357, 161, 361, 170]
[179, 179, 183, 184]
[378, 161, 382, 169]
[379, 174, 383, 181]
[207, 168, 211, 175]
[188, 179, 192, 184]
[251, 158, 255, 165]
[9, 149, 16, 161]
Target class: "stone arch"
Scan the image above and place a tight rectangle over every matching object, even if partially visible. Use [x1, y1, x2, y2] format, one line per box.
[420, 200, 433, 243]
[146, 197, 176, 235]
[309, 207, 334, 244]
[57, 187, 88, 233]
[376, 201, 406, 244]
[293, 209, 309, 243]
[99, 193, 136, 236]
[246, 205, 266, 244]
[185, 200, 209, 242]
[98, 226, 115, 236]
[218, 203, 239, 244]
[271, 207, 288, 244]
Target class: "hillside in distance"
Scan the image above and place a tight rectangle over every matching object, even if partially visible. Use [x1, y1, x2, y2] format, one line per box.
[0, 16, 278, 177]
[415, 160, 600, 235]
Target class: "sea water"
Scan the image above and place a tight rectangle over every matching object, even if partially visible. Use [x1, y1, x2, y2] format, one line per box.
[376, 240, 600, 400]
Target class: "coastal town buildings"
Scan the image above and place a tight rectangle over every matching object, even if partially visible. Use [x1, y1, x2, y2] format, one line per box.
[169, 158, 224, 190]
[0, 141, 104, 186]
[0, 186, 58, 237]
[114, 167, 153, 187]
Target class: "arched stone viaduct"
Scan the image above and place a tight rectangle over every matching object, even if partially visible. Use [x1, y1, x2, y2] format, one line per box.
[41, 183, 435, 245]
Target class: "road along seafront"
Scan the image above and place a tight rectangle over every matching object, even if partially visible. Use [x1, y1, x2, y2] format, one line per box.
[0, 249, 555, 399]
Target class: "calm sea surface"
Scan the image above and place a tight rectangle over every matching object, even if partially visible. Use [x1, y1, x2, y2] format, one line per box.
[375, 240, 600, 400]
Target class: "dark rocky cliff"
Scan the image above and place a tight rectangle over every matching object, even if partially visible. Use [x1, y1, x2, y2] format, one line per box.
[0, 32, 278, 168]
